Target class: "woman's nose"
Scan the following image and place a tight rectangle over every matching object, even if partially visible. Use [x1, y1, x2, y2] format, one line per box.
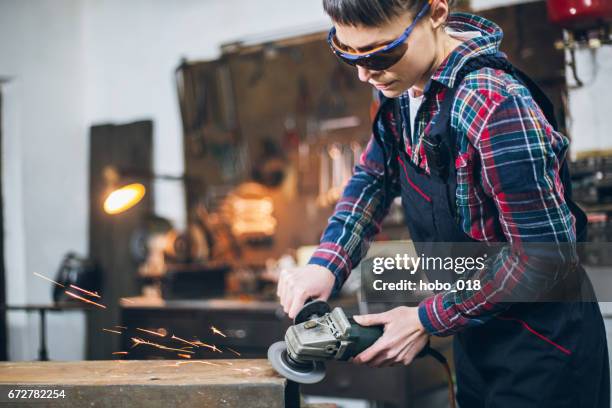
[357, 65, 373, 82]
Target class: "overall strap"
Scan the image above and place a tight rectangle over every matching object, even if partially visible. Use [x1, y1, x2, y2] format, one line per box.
[425, 54, 559, 179]
[422, 54, 587, 241]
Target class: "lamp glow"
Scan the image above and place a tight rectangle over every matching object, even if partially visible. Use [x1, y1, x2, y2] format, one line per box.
[103, 183, 146, 215]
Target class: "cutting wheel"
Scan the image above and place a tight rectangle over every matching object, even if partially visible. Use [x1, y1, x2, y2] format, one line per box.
[267, 341, 326, 384]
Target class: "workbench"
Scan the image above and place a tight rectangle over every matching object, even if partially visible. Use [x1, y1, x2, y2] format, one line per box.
[0, 359, 297, 408]
[120, 297, 454, 407]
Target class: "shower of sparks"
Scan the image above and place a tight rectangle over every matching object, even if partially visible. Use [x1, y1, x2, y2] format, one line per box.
[103, 328, 122, 335]
[64, 290, 107, 309]
[225, 347, 241, 357]
[33, 272, 64, 288]
[177, 353, 192, 359]
[69, 284, 101, 298]
[136, 327, 166, 338]
[210, 326, 227, 337]
[171, 335, 199, 348]
[130, 337, 194, 354]
[112, 351, 128, 355]
[194, 341, 222, 353]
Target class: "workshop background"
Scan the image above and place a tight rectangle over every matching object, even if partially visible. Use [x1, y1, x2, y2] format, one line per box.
[0, 0, 611, 407]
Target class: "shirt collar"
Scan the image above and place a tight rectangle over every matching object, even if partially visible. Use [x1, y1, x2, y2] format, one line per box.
[427, 13, 504, 90]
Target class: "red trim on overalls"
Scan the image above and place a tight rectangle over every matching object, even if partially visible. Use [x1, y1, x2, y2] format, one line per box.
[497, 316, 572, 355]
[397, 155, 432, 203]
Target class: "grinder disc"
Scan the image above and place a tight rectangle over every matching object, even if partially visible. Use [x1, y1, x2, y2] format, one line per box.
[267, 341, 326, 384]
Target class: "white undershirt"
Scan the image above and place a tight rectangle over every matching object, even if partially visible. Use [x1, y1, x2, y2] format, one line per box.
[407, 28, 482, 130]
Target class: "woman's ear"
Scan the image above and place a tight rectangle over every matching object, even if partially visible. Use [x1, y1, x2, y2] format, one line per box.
[429, 0, 450, 30]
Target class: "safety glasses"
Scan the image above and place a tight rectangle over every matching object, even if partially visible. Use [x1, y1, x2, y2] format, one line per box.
[327, 0, 432, 71]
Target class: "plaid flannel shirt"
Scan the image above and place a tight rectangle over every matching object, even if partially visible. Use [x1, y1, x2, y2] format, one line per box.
[308, 13, 576, 336]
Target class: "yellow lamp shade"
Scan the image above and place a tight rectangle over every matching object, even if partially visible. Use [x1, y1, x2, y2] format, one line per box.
[103, 183, 146, 215]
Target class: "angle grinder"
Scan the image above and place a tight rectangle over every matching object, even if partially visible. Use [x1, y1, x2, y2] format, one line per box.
[268, 300, 456, 407]
[268, 300, 431, 384]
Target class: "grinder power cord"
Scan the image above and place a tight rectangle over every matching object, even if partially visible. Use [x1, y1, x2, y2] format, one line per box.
[268, 300, 456, 407]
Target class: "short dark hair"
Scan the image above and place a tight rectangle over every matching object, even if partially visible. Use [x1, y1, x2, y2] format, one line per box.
[322, 0, 454, 27]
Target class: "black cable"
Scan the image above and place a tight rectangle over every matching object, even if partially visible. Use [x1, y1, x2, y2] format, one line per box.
[424, 347, 457, 408]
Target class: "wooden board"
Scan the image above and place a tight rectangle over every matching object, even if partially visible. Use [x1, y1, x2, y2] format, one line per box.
[0, 359, 294, 408]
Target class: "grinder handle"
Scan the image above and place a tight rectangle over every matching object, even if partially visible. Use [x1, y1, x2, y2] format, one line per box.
[342, 318, 384, 360]
[345, 318, 432, 360]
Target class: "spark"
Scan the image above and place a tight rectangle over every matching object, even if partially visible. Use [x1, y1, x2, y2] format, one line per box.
[64, 291, 107, 309]
[225, 347, 241, 357]
[180, 346, 194, 350]
[130, 338, 143, 349]
[171, 335, 199, 348]
[177, 353, 192, 359]
[69, 284, 101, 298]
[103, 328, 122, 335]
[210, 326, 227, 337]
[112, 351, 128, 355]
[136, 328, 166, 338]
[194, 341, 222, 353]
[33, 272, 64, 288]
[130, 337, 194, 354]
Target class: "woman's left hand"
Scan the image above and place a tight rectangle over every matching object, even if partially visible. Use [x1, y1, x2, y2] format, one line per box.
[352, 306, 430, 367]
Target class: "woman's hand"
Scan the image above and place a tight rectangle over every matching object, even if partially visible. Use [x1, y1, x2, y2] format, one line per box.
[352, 306, 430, 367]
[277, 265, 336, 319]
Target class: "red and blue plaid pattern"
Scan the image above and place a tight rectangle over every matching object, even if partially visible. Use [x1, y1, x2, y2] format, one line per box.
[309, 13, 576, 336]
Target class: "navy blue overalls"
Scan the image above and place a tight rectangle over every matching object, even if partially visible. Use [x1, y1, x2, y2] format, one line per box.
[372, 55, 610, 408]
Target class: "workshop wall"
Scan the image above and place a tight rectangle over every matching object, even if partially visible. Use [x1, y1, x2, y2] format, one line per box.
[0, 0, 330, 361]
[566, 46, 612, 155]
[0, 0, 88, 362]
[81, 0, 331, 229]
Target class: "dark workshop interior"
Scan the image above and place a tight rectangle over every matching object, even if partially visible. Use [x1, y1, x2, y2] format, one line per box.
[1, 1, 612, 407]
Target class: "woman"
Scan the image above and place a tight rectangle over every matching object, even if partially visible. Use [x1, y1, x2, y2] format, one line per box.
[277, 0, 610, 406]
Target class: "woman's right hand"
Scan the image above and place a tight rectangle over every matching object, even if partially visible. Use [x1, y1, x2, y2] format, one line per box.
[277, 265, 336, 319]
